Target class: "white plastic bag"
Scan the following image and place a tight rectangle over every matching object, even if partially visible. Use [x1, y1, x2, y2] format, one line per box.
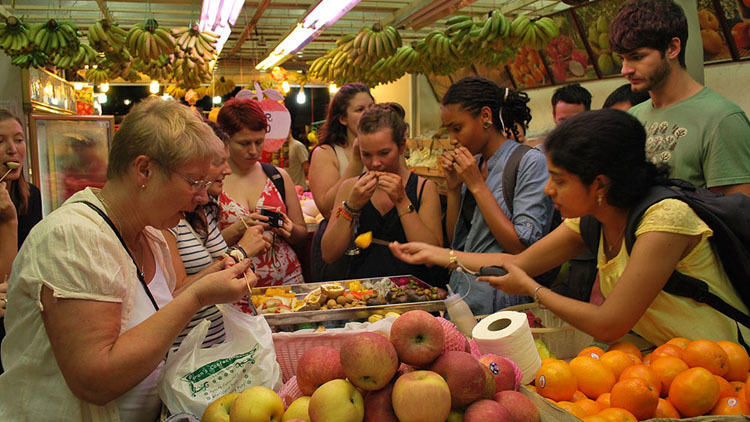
[158, 304, 281, 417]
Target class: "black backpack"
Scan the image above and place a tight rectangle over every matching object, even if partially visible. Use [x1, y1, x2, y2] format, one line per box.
[579, 179, 750, 327]
[260, 162, 285, 205]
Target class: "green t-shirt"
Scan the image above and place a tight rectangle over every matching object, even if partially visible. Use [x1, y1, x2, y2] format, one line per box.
[629, 87, 750, 188]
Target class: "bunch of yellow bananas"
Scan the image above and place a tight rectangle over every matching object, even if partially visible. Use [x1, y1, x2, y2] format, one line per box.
[212, 76, 236, 97]
[127, 18, 175, 62]
[510, 15, 560, 50]
[88, 19, 127, 54]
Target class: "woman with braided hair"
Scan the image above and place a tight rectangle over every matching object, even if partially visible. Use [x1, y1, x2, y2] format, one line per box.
[440, 76, 554, 315]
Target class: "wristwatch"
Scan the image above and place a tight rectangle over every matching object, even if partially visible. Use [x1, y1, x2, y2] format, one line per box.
[398, 202, 415, 217]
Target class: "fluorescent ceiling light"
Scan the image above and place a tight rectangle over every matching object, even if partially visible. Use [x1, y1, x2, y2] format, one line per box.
[199, 0, 246, 56]
[256, 0, 362, 70]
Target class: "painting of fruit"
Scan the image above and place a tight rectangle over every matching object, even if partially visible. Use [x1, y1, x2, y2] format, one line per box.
[574, 0, 623, 77]
[719, 0, 750, 59]
[507, 46, 550, 88]
[698, 2, 733, 62]
[539, 13, 596, 84]
[473, 63, 515, 91]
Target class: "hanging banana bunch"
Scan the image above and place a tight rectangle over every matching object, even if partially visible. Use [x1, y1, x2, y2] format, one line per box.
[30, 19, 81, 56]
[85, 64, 110, 85]
[510, 15, 560, 50]
[350, 23, 401, 67]
[127, 18, 176, 62]
[164, 84, 187, 98]
[52, 41, 98, 70]
[134, 54, 173, 82]
[211, 76, 236, 97]
[88, 19, 128, 53]
[10, 49, 49, 68]
[0, 15, 32, 55]
[170, 24, 217, 88]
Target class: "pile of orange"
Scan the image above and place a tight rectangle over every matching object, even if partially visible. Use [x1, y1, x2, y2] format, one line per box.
[533, 338, 750, 420]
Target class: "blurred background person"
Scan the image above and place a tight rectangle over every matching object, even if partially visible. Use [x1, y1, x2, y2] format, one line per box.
[286, 130, 309, 191]
[552, 83, 592, 125]
[603, 83, 651, 111]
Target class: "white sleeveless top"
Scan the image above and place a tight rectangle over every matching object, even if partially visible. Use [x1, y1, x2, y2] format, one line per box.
[332, 144, 350, 177]
[115, 257, 173, 422]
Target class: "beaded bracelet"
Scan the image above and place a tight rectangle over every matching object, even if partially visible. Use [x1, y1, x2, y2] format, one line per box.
[336, 205, 354, 222]
[342, 200, 361, 217]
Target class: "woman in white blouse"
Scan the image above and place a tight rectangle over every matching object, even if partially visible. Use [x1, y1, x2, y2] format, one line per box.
[0, 98, 256, 422]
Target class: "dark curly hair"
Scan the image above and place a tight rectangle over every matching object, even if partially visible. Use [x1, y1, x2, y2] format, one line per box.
[318, 82, 374, 147]
[610, 0, 688, 67]
[551, 83, 592, 110]
[216, 97, 268, 137]
[546, 109, 669, 209]
[357, 103, 408, 148]
[442, 76, 532, 142]
[603, 83, 651, 109]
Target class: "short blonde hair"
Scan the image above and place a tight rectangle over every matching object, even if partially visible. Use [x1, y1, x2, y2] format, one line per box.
[107, 98, 220, 179]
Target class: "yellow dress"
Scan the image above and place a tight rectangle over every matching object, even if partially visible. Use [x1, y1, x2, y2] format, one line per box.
[565, 199, 749, 345]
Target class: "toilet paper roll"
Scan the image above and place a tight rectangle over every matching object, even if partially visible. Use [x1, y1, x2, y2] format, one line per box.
[472, 311, 541, 385]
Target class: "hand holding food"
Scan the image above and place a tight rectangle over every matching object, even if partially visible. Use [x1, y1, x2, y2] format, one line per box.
[237, 225, 271, 257]
[440, 151, 462, 191]
[375, 172, 406, 204]
[347, 171, 378, 210]
[451, 146, 483, 190]
[187, 258, 255, 307]
[389, 241, 445, 267]
[0, 182, 17, 221]
[0, 161, 20, 184]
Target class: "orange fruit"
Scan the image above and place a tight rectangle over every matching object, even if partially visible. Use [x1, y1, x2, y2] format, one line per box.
[653, 398, 680, 418]
[710, 395, 748, 415]
[650, 356, 689, 395]
[717, 340, 750, 381]
[682, 339, 729, 376]
[557, 400, 588, 418]
[596, 407, 638, 422]
[610, 377, 659, 420]
[570, 355, 617, 399]
[600, 350, 638, 380]
[535, 359, 578, 401]
[747, 377, 750, 402]
[582, 415, 609, 422]
[641, 353, 652, 366]
[668, 366, 721, 417]
[576, 398, 602, 416]
[541, 357, 558, 366]
[596, 392, 611, 409]
[572, 390, 589, 401]
[619, 364, 662, 396]
[578, 346, 607, 360]
[716, 374, 734, 398]
[666, 337, 691, 349]
[608, 341, 643, 361]
[651, 343, 684, 361]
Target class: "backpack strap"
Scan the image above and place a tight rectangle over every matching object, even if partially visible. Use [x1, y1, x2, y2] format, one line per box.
[260, 162, 285, 205]
[579, 215, 601, 256]
[502, 143, 532, 215]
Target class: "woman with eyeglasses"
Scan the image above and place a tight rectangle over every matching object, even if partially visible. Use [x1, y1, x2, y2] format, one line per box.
[217, 98, 307, 288]
[0, 98, 256, 421]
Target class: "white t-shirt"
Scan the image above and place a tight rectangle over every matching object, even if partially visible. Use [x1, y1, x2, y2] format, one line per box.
[0, 188, 176, 422]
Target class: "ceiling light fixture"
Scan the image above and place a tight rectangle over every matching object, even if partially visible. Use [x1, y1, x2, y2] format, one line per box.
[296, 87, 306, 104]
[150, 80, 160, 94]
[199, 0, 246, 55]
[256, 0, 362, 70]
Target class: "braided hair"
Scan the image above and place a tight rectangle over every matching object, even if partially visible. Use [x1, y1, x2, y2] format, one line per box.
[442, 76, 531, 142]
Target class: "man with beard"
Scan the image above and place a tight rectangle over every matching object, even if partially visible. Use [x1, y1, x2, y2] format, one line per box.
[610, 0, 750, 196]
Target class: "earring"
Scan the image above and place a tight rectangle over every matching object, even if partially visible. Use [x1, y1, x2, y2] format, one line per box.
[483, 121, 492, 129]
[141, 184, 146, 189]
[597, 194, 603, 206]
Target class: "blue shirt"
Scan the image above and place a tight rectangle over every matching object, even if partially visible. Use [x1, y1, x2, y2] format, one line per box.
[449, 140, 553, 316]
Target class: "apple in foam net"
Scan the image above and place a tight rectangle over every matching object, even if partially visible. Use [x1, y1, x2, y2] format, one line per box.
[363, 382, 397, 422]
[282, 396, 310, 422]
[391, 370, 452, 422]
[308, 379, 365, 422]
[494, 390, 540, 422]
[464, 399, 512, 422]
[479, 354, 519, 393]
[340, 332, 399, 391]
[295, 346, 345, 395]
[389, 310, 445, 367]
[430, 351, 487, 408]
[229, 386, 284, 422]
[202, 392, 240, 422]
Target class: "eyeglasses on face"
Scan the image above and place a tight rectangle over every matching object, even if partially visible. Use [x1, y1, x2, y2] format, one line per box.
[174, 170, 212, 191]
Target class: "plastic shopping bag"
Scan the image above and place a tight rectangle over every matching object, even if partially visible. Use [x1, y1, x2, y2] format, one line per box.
[158, 304, 281, 417]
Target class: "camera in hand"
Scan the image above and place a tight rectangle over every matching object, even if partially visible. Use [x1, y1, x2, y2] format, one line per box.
[479, 265, 508, 277]
[260, 208, 284, 228]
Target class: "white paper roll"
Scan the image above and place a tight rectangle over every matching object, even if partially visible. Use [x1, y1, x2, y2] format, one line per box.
[472, 311, 541, 385]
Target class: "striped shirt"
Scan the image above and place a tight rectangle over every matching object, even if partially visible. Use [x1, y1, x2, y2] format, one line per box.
[169, 206, 228, 349]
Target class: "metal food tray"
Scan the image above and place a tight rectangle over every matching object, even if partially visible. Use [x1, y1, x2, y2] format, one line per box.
[251, 275, 446, 326]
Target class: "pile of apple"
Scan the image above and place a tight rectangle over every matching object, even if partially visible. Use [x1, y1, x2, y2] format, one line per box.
[202, 310, 541, 422]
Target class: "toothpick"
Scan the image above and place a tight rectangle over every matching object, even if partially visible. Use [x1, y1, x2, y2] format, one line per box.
[240, 216, 250, 230]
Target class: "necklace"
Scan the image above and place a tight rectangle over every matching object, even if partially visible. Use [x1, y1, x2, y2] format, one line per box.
[94, 190, 145, 280]
[604, 224, 626, 254]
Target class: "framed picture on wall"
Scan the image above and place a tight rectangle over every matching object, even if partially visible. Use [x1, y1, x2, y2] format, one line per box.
[29, 114, 113, 216]
[473, 63, 516, 90]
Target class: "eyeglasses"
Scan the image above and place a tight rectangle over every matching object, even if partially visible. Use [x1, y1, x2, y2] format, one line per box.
[174, 170, 212, 192]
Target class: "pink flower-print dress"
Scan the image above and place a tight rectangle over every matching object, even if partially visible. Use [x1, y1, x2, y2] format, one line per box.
[219, 178, 304, 291]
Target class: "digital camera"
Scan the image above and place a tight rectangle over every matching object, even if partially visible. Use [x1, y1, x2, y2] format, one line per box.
[260, 208, 284, 228]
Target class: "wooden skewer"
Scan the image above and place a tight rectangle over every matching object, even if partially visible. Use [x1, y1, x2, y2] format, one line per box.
[239, 216, 250, 229]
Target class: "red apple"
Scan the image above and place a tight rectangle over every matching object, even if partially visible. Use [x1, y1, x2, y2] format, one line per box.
[229, 386, 285, 422]
[296, 346, 345, 395]
[479, 354, 519, 393]
[494, 390, 540, 422]
[464, 399, 512, 422]
[391, 370, 452, 422]
[308, 379, 364, 422]
[202, 392, 240, 422]
[389, 310, 445, 367]
[340, 332, 399, 391]
[430, 351, 487, 408]
[364, 382, 397, 422]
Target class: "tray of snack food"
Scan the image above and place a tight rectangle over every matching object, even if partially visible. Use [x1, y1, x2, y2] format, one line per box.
[249, 276, 447, 326]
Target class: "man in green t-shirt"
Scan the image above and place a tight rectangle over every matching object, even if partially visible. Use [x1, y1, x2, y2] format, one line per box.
[610, 0, 750, 196]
